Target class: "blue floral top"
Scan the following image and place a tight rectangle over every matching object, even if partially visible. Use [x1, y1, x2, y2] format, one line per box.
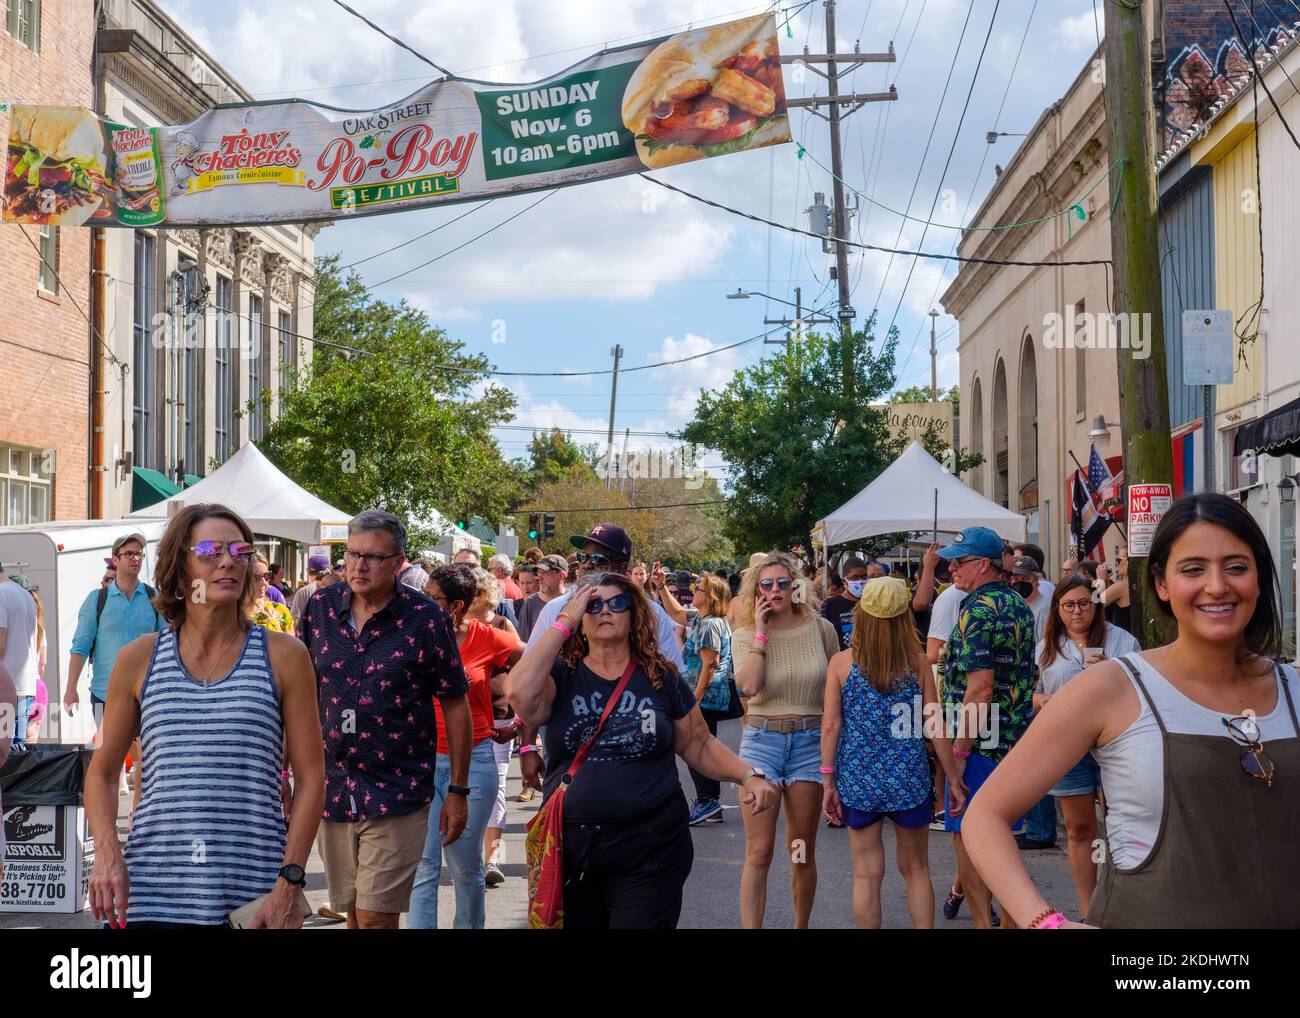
[835, 662, 931, 813]
[684, 615, 733, 712]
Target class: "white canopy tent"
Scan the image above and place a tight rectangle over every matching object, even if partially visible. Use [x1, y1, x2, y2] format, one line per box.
[816, 441, 1027, 547]
[126, 442, 352, 544]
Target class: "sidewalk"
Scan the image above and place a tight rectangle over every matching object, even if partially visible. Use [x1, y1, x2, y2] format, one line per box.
[0, 755, 539, 930]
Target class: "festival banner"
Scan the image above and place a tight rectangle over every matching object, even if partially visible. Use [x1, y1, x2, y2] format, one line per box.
[2, 14, 789, 228]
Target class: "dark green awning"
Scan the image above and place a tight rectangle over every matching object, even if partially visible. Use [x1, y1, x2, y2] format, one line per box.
[183, 473, 202, 487]
[131, 467, 180, 512]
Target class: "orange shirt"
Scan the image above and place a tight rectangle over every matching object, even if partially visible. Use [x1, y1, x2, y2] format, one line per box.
[435, 618, 518, 749]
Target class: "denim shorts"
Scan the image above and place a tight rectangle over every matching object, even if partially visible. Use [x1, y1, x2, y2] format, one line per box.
[738, 721, 822, 787]
[1050, 752, 1103, 797]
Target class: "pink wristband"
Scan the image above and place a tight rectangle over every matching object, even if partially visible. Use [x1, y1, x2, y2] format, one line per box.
[1036, 911, 1067, 930]
[753, 633, 769, 646]
[518, 744, 538, 755]
[953, 747, 971, 758]
[818, 766, 835, 775]
[550, 619, 574, 639]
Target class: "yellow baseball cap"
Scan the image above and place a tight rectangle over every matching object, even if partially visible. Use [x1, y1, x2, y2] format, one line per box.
[858, 577, 910, 619]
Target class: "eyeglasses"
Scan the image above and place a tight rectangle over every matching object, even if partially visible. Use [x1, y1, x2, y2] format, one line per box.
[576, 551, 612, 567]
[115, 550, 144, 561]
[1059, 599, 1094, 613]
[953, 556, 983, 569]
[1222, 715, 1275, 787]
[253, 571, 271, 582]
[189, 540, 255, 565]
[344, 549, 401, 568]
[759, 577, 793, 591]
[586, 593, 633, 615]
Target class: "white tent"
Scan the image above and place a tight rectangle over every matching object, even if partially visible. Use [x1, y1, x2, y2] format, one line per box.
[817, 441, 1027, 546]
[127, 443, 352, 545]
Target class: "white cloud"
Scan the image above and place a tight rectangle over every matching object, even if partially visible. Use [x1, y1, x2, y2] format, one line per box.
[1058, 12, 1101, 53]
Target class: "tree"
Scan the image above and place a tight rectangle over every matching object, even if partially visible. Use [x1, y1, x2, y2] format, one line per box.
[259, 256, 524, 537]
[678, 320, 900, 552]
[521, 428, 600, 490]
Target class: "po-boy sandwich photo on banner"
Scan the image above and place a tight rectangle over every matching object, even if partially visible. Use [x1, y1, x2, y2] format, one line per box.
[2, 13, 790, 229]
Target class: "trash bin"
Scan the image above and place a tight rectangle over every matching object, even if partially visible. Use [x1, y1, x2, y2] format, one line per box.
[1, 745, 94, 913]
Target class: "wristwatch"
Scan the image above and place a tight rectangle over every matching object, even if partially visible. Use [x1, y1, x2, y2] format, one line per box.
[278, 864, 306, 888]
[737, 766, 766, 786]
[447, 784, 472, 797]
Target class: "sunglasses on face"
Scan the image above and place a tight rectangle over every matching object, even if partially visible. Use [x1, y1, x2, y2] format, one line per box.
[344, 549, 401, 568]
[253, 571, 271, 582]
[190, 540, 255, 565]
[586, 593, 633, 615]
[576, 551, 612, 567]
[759, 577, 793, 591]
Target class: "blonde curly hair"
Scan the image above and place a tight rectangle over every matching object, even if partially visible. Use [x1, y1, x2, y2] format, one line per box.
[733, 552, 815, 630]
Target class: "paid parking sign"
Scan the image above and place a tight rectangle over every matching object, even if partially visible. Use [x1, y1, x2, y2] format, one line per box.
[1128, 483, 1173, 556]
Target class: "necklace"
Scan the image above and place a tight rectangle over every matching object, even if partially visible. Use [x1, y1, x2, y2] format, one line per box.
[183, 624, 244, 687]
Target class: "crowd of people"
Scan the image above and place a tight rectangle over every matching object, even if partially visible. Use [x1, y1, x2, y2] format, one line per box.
[1, 488, 1291, 929]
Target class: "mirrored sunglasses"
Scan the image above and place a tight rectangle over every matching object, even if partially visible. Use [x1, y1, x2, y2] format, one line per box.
[190, 540, 255, 565]
[759, 577, 793, 591]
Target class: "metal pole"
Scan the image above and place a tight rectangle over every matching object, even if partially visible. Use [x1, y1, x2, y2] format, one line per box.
[929, 309, 939, 402]
[1202, 385, 1213, 492]
[604, 343, 622, 490]
[619, 427, 630, 493]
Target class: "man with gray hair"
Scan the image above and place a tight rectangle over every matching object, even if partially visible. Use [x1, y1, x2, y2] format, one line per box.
[487, 553, 523, 602]
[297, 509, 473, 930]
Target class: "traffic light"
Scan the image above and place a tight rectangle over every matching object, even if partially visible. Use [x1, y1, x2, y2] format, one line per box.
[543, 513, 556, 539]
[528, 513, 540, 540]
[456, 517, 467, 530]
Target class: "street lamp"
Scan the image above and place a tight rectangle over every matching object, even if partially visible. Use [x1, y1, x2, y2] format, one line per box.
[986, 131, 1027, 144]
[1280, 476, 1295, 503]
[723, 288, 836, 346]
[1089, 415, 1120, 440]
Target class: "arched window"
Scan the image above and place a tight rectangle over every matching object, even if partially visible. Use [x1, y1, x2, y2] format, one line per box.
[970, 377, 984, 494]
[992, 359, 1009, 509]
[1018, 336, 1038, 510]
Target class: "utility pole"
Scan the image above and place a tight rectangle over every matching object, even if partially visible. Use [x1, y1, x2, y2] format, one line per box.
[782, 0, 896, 400]
[763, 286, 836, 350]
[604, 344, 623, 490]
[1102, 0, 1176, 649]
[928, 308, 940, 402]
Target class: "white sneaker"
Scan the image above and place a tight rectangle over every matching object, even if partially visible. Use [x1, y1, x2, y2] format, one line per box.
[484, 862, 505, 887]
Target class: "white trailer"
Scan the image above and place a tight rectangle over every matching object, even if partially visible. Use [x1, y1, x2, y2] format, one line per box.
[0, 519, 167, 743]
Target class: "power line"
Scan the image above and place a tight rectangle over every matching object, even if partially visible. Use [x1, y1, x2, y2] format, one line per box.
[529, 499, 728, 513]
[639, 173, 1112, 268]
[338, 199, 498, 270]
[884, 0, 1003, 352]
[365, 191, 558, 289]
[1223, 1, 1300, 152]
[330, 0, 456, 78]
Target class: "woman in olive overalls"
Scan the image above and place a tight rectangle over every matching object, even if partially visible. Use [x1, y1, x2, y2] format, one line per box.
[961, 492, 1299, 928]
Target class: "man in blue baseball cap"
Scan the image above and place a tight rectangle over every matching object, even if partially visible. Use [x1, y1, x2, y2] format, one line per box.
[934, 526, 1037, 929]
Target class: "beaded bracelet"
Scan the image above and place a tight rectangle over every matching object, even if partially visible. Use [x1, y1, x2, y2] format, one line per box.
[1028, 908, 1066, 929]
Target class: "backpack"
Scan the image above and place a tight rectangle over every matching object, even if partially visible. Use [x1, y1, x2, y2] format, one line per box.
[87, 583, 158, 663]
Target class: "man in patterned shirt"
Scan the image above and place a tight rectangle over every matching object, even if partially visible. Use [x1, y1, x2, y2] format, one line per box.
[298, 509, 472, 930]
[937, 526, 1037, 930]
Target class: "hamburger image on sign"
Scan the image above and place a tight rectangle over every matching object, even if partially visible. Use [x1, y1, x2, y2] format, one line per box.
[3, 106, 112, 225]
[622, 15, 791, 169]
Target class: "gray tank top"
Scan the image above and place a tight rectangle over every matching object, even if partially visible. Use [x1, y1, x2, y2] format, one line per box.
[1091, 651, 1300, 869]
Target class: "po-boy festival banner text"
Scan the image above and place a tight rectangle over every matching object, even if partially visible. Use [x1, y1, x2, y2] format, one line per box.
[3, 14, 790, 228]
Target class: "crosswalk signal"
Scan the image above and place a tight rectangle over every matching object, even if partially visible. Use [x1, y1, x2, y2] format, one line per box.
[528, 513, 540, 540]
[543, 513, 556, 539]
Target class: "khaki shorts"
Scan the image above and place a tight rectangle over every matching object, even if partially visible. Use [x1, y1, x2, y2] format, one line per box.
[318, 806, 431, 915]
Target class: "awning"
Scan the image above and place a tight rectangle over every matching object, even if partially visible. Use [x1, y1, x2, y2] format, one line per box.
[182, 473, 202, 487]
[131, 466, 180, 512]
[1233, 396, 1300, 459]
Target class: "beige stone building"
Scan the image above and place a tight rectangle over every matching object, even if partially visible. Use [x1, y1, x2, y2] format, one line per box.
[96, 0, 318, 518]
[940, 48, 1124, 570]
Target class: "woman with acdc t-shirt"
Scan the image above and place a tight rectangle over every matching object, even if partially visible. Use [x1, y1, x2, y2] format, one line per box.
[508, 573, 780, 929]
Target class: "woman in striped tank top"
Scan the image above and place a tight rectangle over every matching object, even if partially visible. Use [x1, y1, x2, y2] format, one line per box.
[85, 504, 324, 928]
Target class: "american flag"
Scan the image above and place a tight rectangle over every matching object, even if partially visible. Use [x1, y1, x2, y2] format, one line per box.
[1087, 443, 1114, 500]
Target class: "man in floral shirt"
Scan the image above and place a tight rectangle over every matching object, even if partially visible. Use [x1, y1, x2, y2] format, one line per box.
[936, 526, 1037, 929]
[298, 509, 471, 929]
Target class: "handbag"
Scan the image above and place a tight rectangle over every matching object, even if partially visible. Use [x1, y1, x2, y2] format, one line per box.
[524, 658, 636, 929]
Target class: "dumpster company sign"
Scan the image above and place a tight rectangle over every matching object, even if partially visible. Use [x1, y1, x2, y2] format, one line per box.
[3, 14, 790, 228]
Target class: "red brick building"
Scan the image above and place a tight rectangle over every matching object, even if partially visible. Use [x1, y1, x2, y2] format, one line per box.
[0, 3, 95, 522]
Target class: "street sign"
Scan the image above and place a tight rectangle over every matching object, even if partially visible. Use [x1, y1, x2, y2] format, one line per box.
[1182, 310, 1234, 385]
[1127, 483, 1173, 556]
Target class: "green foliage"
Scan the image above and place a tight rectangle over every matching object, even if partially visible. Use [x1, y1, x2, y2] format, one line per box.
[258, 255, 525, 531]
[522, 428, 600, 490]
[678, 320, 900, 552]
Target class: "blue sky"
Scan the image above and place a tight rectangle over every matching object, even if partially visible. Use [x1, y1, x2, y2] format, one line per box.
[158, 0, 1107, 478]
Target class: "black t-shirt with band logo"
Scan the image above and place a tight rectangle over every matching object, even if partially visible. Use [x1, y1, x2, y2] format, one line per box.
[542, 658, 695, 823]
[821, 594, 858, 651]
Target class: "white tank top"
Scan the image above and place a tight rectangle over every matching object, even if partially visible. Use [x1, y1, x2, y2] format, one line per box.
[1092, 652, 1299, 869]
